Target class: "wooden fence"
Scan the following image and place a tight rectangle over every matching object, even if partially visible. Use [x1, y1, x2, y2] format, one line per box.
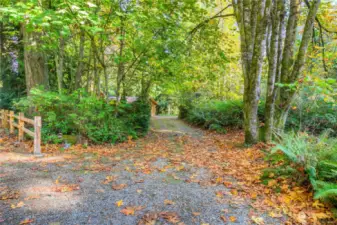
[0, 109, 42, 156]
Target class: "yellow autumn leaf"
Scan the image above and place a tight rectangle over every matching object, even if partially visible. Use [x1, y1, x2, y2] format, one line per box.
[115, 200, 123, 207]
[251, 216, 264, 225]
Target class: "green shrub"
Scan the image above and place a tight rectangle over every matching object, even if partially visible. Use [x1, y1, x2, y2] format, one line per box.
[180, 97, 336, 136]
[287, 100, 337, 136]
[14, 88, 150, 144]
[180, 99, 264, 131]
[271, 132, 337, 206]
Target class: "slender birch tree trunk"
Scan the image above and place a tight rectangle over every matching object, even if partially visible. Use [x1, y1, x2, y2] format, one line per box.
[75, 29, 85, 89]
[55, 36, 65, 94]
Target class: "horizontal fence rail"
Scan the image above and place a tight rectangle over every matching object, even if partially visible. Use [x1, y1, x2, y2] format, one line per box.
[0, 109, 42, 156]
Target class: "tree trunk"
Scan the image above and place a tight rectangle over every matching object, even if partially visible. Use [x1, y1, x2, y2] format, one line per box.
[22, 24, 47, 94]
[274, 0, 321, 135]
[75, 29, 85, 89]
[0, 22, 4, 77]
[264, 0, 284, 142]
[116, 16, 125, 101]
[233, 0, 271, 144]
[55, 36, 65, 94]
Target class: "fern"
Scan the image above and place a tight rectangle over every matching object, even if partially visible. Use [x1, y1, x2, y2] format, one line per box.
[314, 181, 337, 201]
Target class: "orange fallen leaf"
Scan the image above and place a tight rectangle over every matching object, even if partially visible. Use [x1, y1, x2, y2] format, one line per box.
[223, 181, 232, 187]
[112, 183, 127, 190]
[54, 184, 80, 192]
[250, 192, 257, 199]
[220, 215, 227, 222]
[24, 195, 40, 200]
[20, 218, 34, 224]
[121, 207, 135, 216]
[120, 206, 144, 216]
[138, 213, 158, 225]
[164, 199, 175, 205]
[267, 179, 277, 187]
[192, 212, 201, 216]
[160, 212, 180, 223]
[229, 216, 237, 222]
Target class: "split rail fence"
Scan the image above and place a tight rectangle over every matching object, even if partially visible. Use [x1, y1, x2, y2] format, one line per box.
[0, 109, 42, 155]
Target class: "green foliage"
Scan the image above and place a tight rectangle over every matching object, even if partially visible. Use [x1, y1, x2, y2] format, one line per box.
[272, 132, 337, 205]
[286, 85, 337, 137]
[14, 88, 150, 144]
[179, 98, 264, 132]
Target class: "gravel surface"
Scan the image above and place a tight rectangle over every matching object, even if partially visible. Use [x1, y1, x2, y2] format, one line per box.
[0, 118, 285, 225]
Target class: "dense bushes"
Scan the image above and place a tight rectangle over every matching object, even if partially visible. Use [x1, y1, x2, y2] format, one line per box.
[179, 98, 336, 136]
[179, 99, 264, 132]
[15, 89, 150, 144]
[271, 132, 337, 206]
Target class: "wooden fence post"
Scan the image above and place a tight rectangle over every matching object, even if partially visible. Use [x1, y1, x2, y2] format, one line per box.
[34, 116, 42, 156]
[9, 111, 14, 134]
[0, 110, 4, 127]
[18, 112, 24, 141]
[3, 110, 8, 128]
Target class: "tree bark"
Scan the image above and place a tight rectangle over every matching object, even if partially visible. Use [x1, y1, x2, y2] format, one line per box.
[233, 0, 271, 144]
[75, 29, 85, 89]
[116, 16, 125, 101]
[274, 0, 321, 133]
[264, 0, 284, 142]
[0, 22, 4, 77]
[55, 36, 65, 94]
[22, 23, 47, 94]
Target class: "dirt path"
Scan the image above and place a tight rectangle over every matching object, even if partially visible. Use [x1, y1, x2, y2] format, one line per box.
[0, 120, 333, 225]
[150, 116, 203, 137]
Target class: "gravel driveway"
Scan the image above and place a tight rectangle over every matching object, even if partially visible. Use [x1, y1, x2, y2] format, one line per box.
[0, 118, 286, 225]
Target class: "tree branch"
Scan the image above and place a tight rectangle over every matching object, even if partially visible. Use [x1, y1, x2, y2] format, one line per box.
[189, 4, 234, 35]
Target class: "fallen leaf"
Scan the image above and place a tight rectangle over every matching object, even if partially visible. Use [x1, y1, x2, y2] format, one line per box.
[20, 218, 34, 224]
[164, 199, 175, 205]
[251, 216, 264, 225]
[116, 200, 123, 207]
[138, 213, 158, 225]
[54, 184, 79, 192]
[11, 201, 25, 209]
[230, 189, 238, 196]
[268, 211, 283, 218]
[267, 179, 277, 187]
[0, 190, 19, 200]
[229, 216, 237, 222]
[102, 176, 117, 184]
[112, 183, 127, 190]
[121, 207, 135, 216]
[223, 181, 232, 187]
[137, 189, 143, 194]
[220, 215, 227, 222]
[24, 195, 40, 200]
[121, 206, 144, 216]
[54, 176, 61, 184]
[160, 212, 180, 223]
[250, 192, 258, 199]
[192, 212, 201, 216]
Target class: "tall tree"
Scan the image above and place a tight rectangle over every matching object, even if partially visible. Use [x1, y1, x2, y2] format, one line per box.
[233, 0, 321, 143]
[232, 0, 272, 144]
